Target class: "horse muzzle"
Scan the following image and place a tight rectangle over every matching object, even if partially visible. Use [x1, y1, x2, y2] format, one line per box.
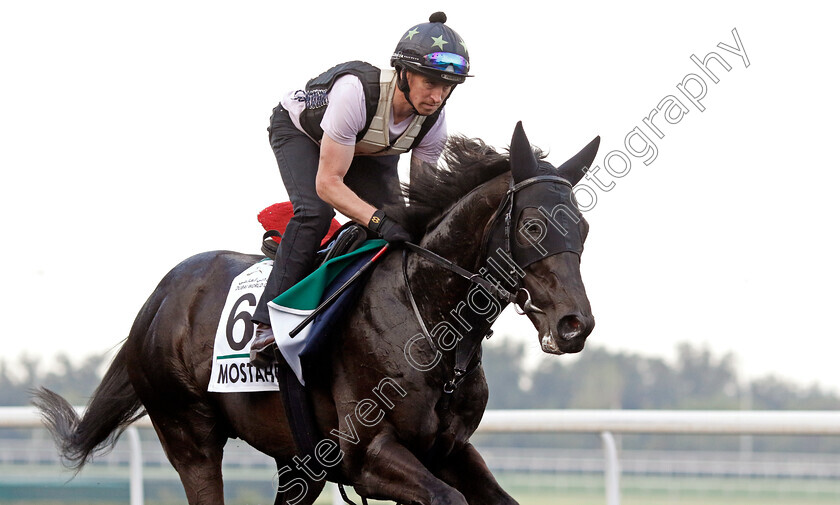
[540, 312, 594, 355]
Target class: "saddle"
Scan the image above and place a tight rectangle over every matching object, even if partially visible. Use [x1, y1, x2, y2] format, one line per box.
[261, 221, 371, 268]
[259, 202, 372, 269]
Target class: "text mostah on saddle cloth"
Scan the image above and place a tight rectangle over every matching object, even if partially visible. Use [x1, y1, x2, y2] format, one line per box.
[209, 260, 282, 392]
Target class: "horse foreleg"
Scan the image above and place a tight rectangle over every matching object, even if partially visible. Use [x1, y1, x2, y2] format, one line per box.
[351, 432, 468, 505]
[272, 458, 326, 505]
[435, 443, 518, 505]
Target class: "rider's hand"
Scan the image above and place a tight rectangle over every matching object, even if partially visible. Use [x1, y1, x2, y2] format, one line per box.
[368, 210, 412, 244]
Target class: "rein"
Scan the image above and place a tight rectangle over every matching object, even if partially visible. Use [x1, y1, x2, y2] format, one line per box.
[401, 174, 573, 394]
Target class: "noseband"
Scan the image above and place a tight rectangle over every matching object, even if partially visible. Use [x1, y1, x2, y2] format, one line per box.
[402, 174, 576, 392]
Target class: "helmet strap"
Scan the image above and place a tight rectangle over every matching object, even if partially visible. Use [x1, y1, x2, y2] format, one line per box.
[396, 67, 419, 115]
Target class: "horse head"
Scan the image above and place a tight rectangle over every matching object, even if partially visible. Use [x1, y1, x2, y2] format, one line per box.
[489, 122, 599, 355]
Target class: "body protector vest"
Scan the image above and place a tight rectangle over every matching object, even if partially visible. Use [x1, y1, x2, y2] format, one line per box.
[297, 61, 441, 156]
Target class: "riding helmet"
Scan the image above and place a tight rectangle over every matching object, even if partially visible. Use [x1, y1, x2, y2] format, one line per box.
[391, 12, 472, 84]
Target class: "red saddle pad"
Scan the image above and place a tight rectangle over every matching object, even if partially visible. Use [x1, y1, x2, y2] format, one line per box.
[258, 202, 342, 246]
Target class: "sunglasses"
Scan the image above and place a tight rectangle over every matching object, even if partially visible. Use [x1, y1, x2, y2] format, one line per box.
[423, 52, 469, 75]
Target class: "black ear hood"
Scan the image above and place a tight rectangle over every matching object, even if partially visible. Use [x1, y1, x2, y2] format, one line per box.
[488, 122, 601, 271]
[557, 135, 600, 186]
[509, 121, 600, 186]
[509, 121, 542, 183]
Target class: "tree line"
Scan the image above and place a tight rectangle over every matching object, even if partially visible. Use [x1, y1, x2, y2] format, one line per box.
[482, 340, 840, 411]
[3, 341, 837, 411]
[3, 341, 838, 452]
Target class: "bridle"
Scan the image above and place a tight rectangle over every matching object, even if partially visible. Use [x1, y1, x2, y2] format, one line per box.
[402, 174, 575, 393]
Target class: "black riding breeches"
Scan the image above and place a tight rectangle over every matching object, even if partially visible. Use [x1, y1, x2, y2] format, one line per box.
[251, 104, 402, 325]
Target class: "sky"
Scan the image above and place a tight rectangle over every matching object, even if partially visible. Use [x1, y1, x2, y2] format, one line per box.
[2, 1, 839, 394]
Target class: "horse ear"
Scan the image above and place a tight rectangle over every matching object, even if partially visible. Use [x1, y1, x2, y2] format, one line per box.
[556, 136, 601, 186]
[509, 121, 540, 184]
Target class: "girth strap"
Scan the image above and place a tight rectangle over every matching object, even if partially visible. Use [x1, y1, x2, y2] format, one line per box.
[275, 351, 322, 462]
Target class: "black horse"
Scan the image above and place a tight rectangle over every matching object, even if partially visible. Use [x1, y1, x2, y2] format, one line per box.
[34, 122, 598, 505]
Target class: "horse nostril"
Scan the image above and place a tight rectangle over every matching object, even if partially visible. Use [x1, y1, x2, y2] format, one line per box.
[558, 315, 585, 340]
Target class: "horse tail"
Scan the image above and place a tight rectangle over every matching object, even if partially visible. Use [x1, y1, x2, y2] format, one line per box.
[32, 344, 145, 471]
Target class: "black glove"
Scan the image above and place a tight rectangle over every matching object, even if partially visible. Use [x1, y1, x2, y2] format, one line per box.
[368, 210, 411, 243]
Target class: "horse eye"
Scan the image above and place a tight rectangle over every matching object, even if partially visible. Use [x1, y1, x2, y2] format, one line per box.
[523, 221, 543, 235]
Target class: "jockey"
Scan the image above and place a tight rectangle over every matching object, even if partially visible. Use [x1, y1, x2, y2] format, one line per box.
[250, 12, 472, 361]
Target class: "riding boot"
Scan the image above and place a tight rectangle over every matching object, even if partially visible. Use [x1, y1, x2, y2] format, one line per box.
[249, 323, 276, 368]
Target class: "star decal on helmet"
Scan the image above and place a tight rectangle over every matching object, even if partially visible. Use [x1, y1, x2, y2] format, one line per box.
[459, 39, 468, 52]
[431, 35, 448, 49]
[405, 27, 420, 40]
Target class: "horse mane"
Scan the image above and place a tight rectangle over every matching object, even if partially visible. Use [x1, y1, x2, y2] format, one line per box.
[386, 135, 517, 238]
